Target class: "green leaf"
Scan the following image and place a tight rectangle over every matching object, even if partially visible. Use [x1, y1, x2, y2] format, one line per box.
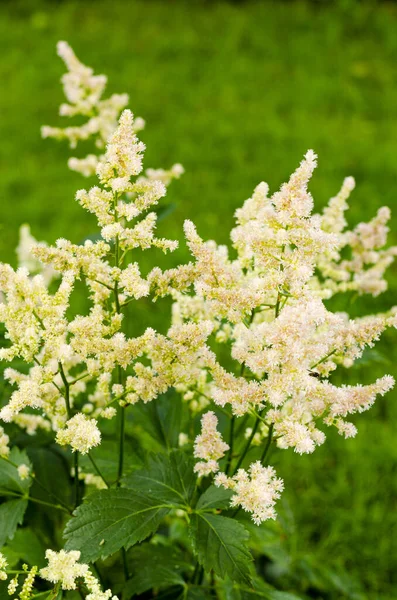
[190, 513, 252, 585]
[28, 446, 71, 507]
[123, 566, 185, 598]
[0, 499, 28, 546]
[124, 449, 196, 508]
[196, 485, 234, 511]
[5, 526, 47, 567]
[123, 543, 192, 598]
[133, 390, 182, 449]
[63, 488, 170, 562]
[0, 447, 32, 494]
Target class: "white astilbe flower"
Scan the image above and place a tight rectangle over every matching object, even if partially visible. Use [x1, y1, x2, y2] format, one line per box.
[122, 321, 214, 405]
[0, 426, 10, 457]
[41, 550, 118, 599]
[56, 413, 101, 454]
[318, 183, 397, 297]
[0, 552, 7, 581]
[165, 151, 396, 454]
[19, 565, 38, 600]
[8, 576, 18, 595]
[13, 413, 52, 436]
[40, 550, 89, 590]
[41, 41, 132, 159]
[194, 411, 229, 476]
[17, 224, 58, 286]
[0, 266, 74, 364]
[17, 463, 31, 481]
[215, 462, 284, 524]
[119, 263, 150, 299]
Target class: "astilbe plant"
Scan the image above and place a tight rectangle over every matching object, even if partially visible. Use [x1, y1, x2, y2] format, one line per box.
[0, 42, 396, 600]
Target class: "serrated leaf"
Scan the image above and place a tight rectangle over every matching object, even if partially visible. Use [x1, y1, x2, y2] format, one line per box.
[123, 543, 192, 598]
[64, 488, 170, 562]
[0, 499, 28, 546]
[196, 485, 233, 511]
[190, 513, 252, 585]
[0, 447, 32, 494]
[124, 450, 196, 507]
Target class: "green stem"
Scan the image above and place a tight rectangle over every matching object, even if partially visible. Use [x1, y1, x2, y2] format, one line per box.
[196, 565, 204, 585]
[92, 278, 114, 291]
[235, 414, 249, 438]
[0, 491, 70, 514]
[226, 309, 256, 474]
[88, 452, 110, 488]
[121, 547, 129, 580]
[275, 292, 281, 318]
[117, 396, 125, 485]
[74, 452, 80, 507]
[311, 349, 336, 369]
[59, 362, 80, 507]
[113, 224, 128, 581]
[225, 415, 235, 475]
[260, 423, 274, 464]
[232, 415, 261, 476]
[69, 372, 89, 386]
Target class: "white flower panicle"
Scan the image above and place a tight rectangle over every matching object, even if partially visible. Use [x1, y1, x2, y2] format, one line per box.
[0, 426, 10, 457]
[215, 462, 284, 524]
[318, 183, 397, 297]
[41, 41, 134, 173]
[19, 564, 38, 600]
[17, 224, 57, 286]
[0, 552, 7, 581]
[17, 463, 31, 481]
[40, 550, 88, 590]
[40, 549, 118, 598]
[56, 413, 101, 454]
[194, 411, 229, 476]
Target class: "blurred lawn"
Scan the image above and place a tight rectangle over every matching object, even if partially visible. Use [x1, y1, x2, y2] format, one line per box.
[0, 0, 397, 597]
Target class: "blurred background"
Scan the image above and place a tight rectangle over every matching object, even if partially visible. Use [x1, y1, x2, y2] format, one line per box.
[0, 0, 397, 598]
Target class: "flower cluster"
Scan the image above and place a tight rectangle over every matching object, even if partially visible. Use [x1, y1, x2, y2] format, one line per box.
[216, 462, 284, 524]
[0, 426, 10, 457]
[40, 550, 118, 599]
[56, 413, 101, 454]
[194, 411, 229, 476]
[41, 41, 137, 175]
[0, 552, 7, 581]
[164, 150, 397, 520]
[318, 178, 397, 297]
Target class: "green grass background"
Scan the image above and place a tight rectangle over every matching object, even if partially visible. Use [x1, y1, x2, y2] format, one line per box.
[0, 0, 397, 597]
